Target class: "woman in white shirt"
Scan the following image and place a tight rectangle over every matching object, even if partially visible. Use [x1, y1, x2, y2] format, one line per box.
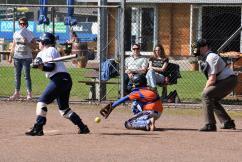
[8, 17, 35, 100]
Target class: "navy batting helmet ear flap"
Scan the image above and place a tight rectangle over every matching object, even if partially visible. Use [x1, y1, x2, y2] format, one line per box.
[37, 32, 56, 45]
[191, 39, 209, 57]
[130, 74, 147, 88]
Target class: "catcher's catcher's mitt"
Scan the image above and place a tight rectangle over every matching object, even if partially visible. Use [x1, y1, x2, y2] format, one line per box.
[100, 102, 113, 119]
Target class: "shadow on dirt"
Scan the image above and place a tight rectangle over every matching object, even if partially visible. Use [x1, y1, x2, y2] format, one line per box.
[219, 128, 242, 132]
[156, 128, 242, 132]
[156, 128, 198, 131]
[100, 132, 157, 136]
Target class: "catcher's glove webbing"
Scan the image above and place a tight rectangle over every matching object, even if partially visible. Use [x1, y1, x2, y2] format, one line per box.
[100, 102, 113, 119]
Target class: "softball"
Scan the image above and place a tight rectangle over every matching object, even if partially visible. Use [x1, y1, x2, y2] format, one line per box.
[95, 117, 101, 123]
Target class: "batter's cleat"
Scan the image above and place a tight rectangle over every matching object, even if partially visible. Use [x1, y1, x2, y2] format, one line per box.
[220, 120, 236, 130]
[25, 124, 44, 136]
[78, 125, 90, 134]
[199, 124, 217, 132]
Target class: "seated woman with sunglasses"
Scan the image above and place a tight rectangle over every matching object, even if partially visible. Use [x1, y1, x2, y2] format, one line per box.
[146, 44, 169, 90]
[8, 17, 36, 101]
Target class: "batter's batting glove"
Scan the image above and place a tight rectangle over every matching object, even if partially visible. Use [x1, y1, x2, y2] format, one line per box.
[32, 57, 43, 68]
[100, 102, 114, 119]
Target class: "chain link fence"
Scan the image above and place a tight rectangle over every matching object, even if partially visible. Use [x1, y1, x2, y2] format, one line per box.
[0, 2, 241, 105]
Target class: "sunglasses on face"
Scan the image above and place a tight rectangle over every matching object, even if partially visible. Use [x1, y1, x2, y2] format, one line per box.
[19, 22, 26, 25]
[132, 48, 140, 50]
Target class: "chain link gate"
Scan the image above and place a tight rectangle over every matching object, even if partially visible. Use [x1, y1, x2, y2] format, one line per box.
[0, 3, 121, 102]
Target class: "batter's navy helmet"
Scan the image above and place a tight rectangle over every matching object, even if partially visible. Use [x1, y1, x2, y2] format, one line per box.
[37, 32, 56, 45]
[130, 74, 147, 88]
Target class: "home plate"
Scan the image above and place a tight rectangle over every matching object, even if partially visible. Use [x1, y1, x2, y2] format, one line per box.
[44, 129, 60, 134]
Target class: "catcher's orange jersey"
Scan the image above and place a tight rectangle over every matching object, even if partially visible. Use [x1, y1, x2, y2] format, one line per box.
[128, 88, 163, 112]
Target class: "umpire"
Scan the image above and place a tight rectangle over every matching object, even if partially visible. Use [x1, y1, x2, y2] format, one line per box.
[192, 39, 238, 132]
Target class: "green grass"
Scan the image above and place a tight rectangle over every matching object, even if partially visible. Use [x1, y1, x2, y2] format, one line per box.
[0, 67, 206, 101]
[0, 67, 121, 100]
[0, 66, 49, 96]
[165, 71, 206, 101]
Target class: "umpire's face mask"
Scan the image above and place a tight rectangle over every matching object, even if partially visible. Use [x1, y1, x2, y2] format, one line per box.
[191, 42, 200, 57]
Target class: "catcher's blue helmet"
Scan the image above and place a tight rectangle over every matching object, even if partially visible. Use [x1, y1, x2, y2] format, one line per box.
[37, 32, 56, 45]
[130, 74, 147, 88]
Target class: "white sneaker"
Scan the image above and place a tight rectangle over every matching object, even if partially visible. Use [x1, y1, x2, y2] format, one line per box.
[27, 92, 32, 101]
[8, 92, 20, 101]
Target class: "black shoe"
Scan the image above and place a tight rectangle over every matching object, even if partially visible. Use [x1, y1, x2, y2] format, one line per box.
[25, 124, 44, 136]
[221, 120, 236, 130]
[124, 121, 132, 129]
[199, 124, 217, 132]
[78, 125, 90, 134]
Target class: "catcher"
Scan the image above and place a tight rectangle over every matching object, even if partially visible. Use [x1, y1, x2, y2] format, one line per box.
[100, 74, 163, 131]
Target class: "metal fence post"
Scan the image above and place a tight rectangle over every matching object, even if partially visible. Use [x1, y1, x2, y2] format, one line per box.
[97, 0, 107, 101]
[120, 0, 125, 97]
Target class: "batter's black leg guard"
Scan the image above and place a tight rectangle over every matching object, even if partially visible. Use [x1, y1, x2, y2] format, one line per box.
[60, 108, 90, 134]
[69, 112, 90, 134]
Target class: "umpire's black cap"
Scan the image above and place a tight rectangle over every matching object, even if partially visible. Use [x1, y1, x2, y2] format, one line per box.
[196, 39, 209, 48]
[191, 38, 209, 56]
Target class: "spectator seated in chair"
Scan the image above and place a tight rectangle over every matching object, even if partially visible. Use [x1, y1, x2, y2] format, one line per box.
[146, 44, 169, 90]
[124, 43, 149, 94]
[146, 44, 181, 101]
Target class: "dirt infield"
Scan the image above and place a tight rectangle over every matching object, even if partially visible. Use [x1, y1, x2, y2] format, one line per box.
[0, 101, 242, 162]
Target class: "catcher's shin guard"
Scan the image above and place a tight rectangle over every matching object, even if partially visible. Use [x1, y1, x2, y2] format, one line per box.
[124, 113, 153, 131]
[124, 121, 149, 130]
[25, 123, 44, 136]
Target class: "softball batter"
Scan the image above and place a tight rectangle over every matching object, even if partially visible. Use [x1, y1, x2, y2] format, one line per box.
[25, 32, 90, 136]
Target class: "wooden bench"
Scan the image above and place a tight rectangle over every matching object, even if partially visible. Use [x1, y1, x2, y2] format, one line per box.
[79, 60, 181, 102]
[78, 60, 119, 101]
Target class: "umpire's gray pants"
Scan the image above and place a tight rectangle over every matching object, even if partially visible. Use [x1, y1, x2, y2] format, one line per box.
[201, 75, 238, 125]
